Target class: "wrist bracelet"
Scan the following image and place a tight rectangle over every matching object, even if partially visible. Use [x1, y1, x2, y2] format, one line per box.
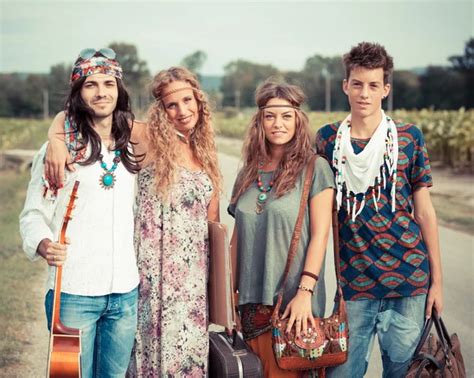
[301, 271, 319, 281]
[297, 284, 314, 295]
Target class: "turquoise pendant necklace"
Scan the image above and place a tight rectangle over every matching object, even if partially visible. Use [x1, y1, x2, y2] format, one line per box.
[256, 162, 274, 214]
[99, 150, 121, 190]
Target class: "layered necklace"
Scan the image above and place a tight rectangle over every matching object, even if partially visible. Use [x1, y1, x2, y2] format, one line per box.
[99, 149, 121, 189]
[255, 161, 274, 214]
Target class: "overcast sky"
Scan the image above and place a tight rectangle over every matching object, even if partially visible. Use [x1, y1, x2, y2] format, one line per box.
[1, 0, 472, 76]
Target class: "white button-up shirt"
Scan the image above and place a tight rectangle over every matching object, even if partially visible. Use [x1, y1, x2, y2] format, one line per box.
[20, 142, 139, 296]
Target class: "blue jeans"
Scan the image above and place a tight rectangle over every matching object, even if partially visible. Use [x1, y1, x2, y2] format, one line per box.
[45, 287, 138, 378]
[327, 294, 426, 378]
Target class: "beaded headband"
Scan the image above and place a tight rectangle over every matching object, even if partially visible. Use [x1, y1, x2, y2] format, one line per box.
[158, 86, 195, 101]
[70, 56, 123, 83]
[259, 105, 300, 110]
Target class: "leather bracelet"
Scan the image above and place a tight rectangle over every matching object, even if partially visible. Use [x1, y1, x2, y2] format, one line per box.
[301, 271, 319, 281]
[297, 284, 314, 295]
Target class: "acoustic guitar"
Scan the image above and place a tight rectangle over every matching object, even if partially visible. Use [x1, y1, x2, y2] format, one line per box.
[47, 180, 81, 377]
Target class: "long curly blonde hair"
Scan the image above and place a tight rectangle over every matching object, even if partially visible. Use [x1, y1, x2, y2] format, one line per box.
[147, 67, 222, 198]
[232, 80, 314, 203]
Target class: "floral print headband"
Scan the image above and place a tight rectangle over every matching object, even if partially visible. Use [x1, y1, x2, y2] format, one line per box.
[70, 49, 123, 83]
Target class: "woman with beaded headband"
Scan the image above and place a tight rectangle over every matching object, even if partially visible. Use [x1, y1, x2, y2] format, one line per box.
[46, 66, 221, 376]
[228, 80, 335, 377]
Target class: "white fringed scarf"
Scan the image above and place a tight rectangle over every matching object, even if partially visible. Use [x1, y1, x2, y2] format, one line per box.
[333, 110, 398, 220]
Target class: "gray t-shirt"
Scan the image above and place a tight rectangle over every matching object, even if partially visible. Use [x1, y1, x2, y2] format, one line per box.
[228, 157, 335, 316]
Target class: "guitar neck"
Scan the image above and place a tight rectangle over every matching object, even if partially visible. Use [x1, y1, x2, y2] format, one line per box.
[51, 181, 79, 333]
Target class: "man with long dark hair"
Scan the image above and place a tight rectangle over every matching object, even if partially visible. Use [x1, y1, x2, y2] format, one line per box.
[317, 42, 443, 377]
[20, 48, 141, 377]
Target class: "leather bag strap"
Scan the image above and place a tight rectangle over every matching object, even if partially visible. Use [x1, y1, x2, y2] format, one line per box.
[432, 315, 453, 362]
[434, 315, 453, 349]
[413, 317, 434, 356]
[273, 155, 317, 314]
[331, 200, 343, 299]
[272, 155, 346, 316]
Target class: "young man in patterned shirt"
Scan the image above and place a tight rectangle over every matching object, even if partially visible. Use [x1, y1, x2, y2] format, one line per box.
[316, 42, 443, 377]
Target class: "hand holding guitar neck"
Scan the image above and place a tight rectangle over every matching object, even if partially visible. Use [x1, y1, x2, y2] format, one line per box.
[47, 180, 81, 378]
[37, 237, 70, 267]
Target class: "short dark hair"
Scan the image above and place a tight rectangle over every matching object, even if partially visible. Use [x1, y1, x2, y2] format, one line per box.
[343, 42, 394, 84]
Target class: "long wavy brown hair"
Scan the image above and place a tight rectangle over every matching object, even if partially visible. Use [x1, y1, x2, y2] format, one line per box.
[65, 76, 141, 173]
[147, 67, 222, 198]
[231, 80, 315, 203]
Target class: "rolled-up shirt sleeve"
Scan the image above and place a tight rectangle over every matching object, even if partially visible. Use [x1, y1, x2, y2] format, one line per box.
[19, 143, 56, 261]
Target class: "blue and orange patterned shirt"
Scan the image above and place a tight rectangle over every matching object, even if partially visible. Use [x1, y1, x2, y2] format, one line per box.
[316, 120, 432, 300]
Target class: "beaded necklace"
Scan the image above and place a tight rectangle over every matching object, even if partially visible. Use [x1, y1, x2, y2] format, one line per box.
[255, 162, 274, 214]
[99, 150, 121, 189]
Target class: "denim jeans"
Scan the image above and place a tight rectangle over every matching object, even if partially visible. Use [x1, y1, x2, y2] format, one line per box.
[327, 294, 426, 378]
[45, 287, 138, 378]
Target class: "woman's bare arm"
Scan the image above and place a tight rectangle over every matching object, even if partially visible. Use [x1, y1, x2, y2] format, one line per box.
[282, 188, 335, 338]
[207, 192, 220, 222]
[45, 111, 72, 188]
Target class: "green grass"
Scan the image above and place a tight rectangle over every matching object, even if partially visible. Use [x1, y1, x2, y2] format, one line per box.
[0, 118, 51, 151]
[0, 171, 30, 258]
[0, 170, 47, 369]
[216, 143, 242, 158]
[0, 118, 50, 370]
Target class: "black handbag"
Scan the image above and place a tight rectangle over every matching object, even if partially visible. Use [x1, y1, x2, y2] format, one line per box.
[405, 312, 466, 378]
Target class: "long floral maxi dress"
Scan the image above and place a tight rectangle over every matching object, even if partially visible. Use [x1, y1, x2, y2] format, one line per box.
[128, 165, 213, 377]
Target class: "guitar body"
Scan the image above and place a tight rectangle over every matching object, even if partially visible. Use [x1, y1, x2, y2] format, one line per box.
[47, 181, 82, 378]
[47, 328, 81, 377]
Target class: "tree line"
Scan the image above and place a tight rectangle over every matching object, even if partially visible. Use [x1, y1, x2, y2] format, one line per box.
[221, 39, 473, 111]
[0, 39, 472, 118]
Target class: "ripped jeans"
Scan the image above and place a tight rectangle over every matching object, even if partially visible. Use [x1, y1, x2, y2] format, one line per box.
[327, 294, 426, 378]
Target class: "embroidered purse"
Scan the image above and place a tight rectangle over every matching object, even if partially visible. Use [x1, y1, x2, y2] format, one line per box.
[271, 155, 349, 374]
